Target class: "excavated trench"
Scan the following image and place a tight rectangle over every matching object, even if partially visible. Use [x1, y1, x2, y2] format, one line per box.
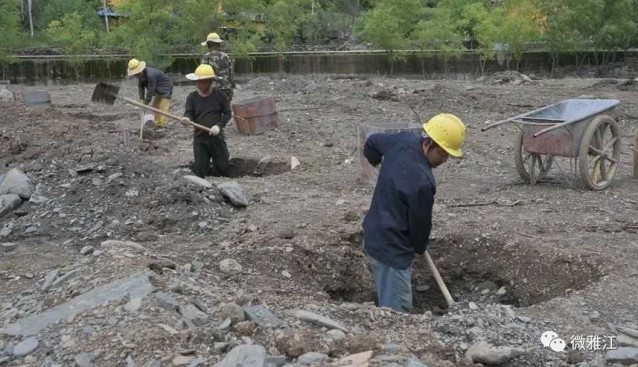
[317, 234, 604, 313]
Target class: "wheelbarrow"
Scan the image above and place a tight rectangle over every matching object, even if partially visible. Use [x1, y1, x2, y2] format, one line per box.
[482, 98, 621, 190]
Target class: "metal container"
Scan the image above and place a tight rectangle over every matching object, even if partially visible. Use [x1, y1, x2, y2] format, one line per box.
[358, 121, 422, 184]
[231, 95, 280, 135]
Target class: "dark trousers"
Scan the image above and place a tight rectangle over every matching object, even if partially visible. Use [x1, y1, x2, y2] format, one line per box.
[192, 137, 230, 178]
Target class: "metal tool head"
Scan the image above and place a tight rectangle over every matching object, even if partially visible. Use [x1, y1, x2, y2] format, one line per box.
[91, 82, 121, 105]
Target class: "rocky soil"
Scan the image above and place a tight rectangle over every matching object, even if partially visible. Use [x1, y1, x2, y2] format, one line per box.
[1, 69, 638, 367]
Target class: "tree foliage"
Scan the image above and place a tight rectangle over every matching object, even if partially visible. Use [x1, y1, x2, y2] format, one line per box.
[0, 0, 22, 64]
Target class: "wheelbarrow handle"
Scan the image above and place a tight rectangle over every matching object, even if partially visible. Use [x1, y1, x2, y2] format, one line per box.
[481, 103, 559, 132]
[123, 97, 214, 134]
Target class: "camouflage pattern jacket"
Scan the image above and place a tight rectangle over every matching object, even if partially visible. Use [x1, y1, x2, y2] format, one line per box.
[201, 51, 235, 91]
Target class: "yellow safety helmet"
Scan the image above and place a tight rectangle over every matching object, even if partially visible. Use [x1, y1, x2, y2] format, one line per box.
[186, 64, 216, 80]
[127, 58, 146, 76]
[201, 32, 224, 46]
[422, 113, 466, 158]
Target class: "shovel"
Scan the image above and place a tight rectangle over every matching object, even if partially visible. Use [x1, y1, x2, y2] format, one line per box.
[91, 82, 214, 135]
[424, 250, 455, 308]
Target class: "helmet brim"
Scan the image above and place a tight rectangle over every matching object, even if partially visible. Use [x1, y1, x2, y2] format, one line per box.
[186, 73, 215, 81]
[127, 61, 146, 76]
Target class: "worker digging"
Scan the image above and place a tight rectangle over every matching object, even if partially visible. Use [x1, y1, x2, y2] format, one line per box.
[127, 58, 174, 128]
[182, 64, 232, 178]
[362, 113, 466, 313]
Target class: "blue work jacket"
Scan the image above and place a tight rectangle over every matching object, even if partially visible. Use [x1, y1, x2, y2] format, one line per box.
[362, 132, 435, 270]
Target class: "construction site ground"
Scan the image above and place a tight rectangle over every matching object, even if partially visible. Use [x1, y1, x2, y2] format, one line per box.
[1, 69, 638, 367]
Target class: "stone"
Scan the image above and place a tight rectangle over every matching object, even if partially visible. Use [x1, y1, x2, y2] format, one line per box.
[184, 175, 213, 189]
[264, 355, 287, 366]
[101, 240, 145, 253]
[297, 352, 329, 365]
[0, 89, 14, 102]
[80, 246, 94, 255]
[244, 306, 282, 328]
[516, 316, 531, 323]
[291, 156, 300, 170]
[0, 242, 18, 252]
[0, 169, 34, 199]
[0, 194, 22, 218]
[124, 297, 142, 314]
[219, 303, 246, 324]
[618, 334, 638, 348]
[234, 321, 256, 335]
[158, 323, 180, 335]
[1, 272, 154, 336]
[465, 341, 524, 365]
[178, 304, 208, 326]
[605, 347, 638, 364]
[294, 310, 349, 333]
[213, 344, 266, 367]
[218, 181, 249, 208]
[327, 329, 346, 341]
[75, 352, 94, 367]
[12, 337, 38, 357]
[155, 292, 179, 312]
[335, 351, 373, 367]
[172, 355, 194, 366]
[468, 302, 478, 310]
[219, 259, 243, 275]
[214, 342, 230, 353]
[0, 227, 11, 237]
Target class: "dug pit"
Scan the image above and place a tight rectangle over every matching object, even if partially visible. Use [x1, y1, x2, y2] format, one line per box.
[312, 235, 604, 313]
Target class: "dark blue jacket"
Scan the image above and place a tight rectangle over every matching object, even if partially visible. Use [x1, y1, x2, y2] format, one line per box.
[363, 132, 435, 270]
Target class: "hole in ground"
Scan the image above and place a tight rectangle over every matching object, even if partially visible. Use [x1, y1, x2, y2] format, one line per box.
[317, 234, 604, 313]
[177, 157, 290, 178]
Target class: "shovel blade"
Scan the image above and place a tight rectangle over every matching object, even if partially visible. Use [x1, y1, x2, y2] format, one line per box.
[91, 82, 120, 105]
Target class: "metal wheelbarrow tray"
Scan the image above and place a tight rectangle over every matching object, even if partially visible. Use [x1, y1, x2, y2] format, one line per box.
[483, 98, 621, 190]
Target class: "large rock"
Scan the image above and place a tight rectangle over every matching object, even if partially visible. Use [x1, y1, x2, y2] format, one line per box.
[465, 341, 525, 365]
[0, 194, 22, 218]
[12, 337, 38, 357]
[0, 169, 34, 199]
[219, 259, 243, 275]
[0, 89, 13, 102]
[218, 181, 249, 208]
[0, 272, 154, 336]
[213, 345, 266, 367]
[219, 303, 246, 325]
[178, 304, 209, 326]
[606, 347, 638, 365]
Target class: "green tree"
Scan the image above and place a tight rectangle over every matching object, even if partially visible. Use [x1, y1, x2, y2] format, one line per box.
[355, 0, 423, 74]
[264, 0, 312, 75]
[410, 9, 464, 75]
[0, 0, 21, 68]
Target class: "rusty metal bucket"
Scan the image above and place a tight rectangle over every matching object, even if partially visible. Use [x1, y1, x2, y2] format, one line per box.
[231, 95, 280, 135]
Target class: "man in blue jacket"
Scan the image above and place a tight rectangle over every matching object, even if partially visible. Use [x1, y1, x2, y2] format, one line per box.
[363, 113, 466, 313]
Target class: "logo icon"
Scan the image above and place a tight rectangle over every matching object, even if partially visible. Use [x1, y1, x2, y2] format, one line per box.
[541, 331, 567, 352]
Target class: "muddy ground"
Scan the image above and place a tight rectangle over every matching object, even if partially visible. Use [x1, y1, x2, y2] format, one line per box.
[1, 67, 638, 367]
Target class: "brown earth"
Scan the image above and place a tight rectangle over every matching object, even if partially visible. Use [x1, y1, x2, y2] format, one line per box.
[0, 70, 637, 366]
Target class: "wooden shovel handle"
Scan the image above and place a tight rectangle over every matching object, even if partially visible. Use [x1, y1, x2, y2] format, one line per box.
[424, 250, 455, 308]
[123, 97, 214, 134]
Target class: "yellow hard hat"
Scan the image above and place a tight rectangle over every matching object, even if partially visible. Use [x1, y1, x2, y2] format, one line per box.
[127, 58, 146, 76]
[186, 64, 216, 80]
[422, 113, 466, 158]
[201, 32, 224, 46]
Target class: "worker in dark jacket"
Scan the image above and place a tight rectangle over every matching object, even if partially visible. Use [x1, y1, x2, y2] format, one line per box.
[362, 113, 466, 313]
[127, 58, 174, 128]
[182, 64, 232, 178]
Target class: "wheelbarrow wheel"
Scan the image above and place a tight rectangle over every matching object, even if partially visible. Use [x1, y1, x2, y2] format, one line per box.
[514, 129, 553, 183]
[578, 115, 621, 190]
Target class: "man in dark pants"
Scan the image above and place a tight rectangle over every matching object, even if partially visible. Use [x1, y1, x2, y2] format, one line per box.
[182, 64, 232, 178]
[362, 113, 466, 313]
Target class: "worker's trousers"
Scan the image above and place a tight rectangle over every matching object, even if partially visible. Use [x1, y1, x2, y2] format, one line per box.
[366, 253, 413, 313]
[192, 137, 230, 178]
[151, 96, 171, 127]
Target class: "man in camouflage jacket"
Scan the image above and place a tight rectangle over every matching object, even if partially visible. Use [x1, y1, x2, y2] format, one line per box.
[201, 32, 235, 101]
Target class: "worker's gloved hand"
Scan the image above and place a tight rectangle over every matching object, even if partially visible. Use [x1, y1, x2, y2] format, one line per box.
[210, 125, 220, 136]
[181, 117, 191, 125]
